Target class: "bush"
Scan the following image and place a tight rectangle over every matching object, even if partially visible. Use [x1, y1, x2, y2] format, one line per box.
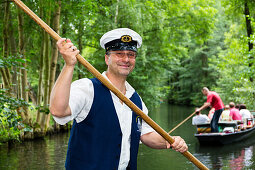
[0, 89, 29, 143]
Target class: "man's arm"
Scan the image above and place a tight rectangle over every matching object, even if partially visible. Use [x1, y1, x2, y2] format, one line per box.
[49, 38, 80, 118]
[140, 131, 188, 153]
[196, 102, 211, 112]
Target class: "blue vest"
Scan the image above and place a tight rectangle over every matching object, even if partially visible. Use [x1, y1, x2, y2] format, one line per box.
[65, 78, 143, 170]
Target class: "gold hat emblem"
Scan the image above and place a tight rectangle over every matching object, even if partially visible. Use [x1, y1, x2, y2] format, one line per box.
[121, 35, 132, 42]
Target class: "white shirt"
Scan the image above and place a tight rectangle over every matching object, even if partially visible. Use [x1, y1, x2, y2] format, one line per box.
[53, 72, 154, 170]
[240, 109, 253, 119]
[192, 114, 210, 125]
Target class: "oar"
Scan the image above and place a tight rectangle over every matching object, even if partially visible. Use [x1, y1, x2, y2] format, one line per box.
[168, 111, 197, 134]
[12, 0, 209, 169]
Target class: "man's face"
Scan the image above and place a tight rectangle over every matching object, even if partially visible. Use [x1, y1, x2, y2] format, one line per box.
[105, 50, 136, 77]
[202, 89, 208, 96]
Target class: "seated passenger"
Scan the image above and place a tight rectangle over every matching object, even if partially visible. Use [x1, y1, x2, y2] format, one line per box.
[229, 102, 242, 121]
[192, 108, 210, 125]
[235, 104, 240, 110]
[220, 105, 230, 121]
[239, 104, 253, 126]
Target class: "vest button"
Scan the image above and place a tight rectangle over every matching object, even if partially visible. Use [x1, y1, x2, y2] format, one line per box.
[118, 144, 121, 148]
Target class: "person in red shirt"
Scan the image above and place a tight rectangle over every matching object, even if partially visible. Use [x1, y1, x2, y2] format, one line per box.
[196, 87, 224, 132]
[229, 102, 242, 121]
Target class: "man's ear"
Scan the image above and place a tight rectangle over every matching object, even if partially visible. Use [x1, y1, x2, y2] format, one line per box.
[105, 54, 109, 65]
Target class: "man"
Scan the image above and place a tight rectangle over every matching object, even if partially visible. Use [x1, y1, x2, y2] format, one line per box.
[50, 28, 188, 170]
[196, 87, 224, 132]
[229, 102, 242, 121]
[192, 108, 210, 125]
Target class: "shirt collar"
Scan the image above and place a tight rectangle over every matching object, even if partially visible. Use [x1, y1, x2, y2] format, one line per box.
[102, 71, 135, 98]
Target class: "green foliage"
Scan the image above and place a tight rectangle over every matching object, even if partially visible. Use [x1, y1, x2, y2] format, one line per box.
[0, 54, 28, 68]
[0, 89, 29, 143]
[213, 0, 255, 109]
[45, 0, 255, 109]
[1, 0, 255, 127]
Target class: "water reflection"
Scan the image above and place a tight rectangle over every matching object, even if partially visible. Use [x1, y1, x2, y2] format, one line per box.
[229, 146, 253, 170]
[194, 135, 255, 170]
[0, 132, 69, 170]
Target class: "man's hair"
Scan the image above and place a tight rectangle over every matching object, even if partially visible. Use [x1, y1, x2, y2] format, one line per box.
[229, 102, 235, 108]
[202, 87, 209, 92]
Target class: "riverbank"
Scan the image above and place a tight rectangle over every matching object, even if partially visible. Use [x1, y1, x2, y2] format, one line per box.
[0, 123, 71, 146]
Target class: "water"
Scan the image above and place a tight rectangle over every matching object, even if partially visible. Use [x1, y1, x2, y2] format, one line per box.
[1, 104, 255, 170]
[0, 133, 69, 170]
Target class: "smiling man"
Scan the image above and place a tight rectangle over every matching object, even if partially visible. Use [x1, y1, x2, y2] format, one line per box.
[50, 28, 188, 170]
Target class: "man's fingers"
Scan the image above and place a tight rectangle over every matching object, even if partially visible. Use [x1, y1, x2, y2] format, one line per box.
[56, 38, 74, 49]
[66, 39, 71, 43]
[57, 38, 67, 47]
[171, 136, 188, 153]
[74, 50, 80, 55]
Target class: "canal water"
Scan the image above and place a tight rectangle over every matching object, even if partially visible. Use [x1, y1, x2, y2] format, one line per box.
[1, 104, 255, 169]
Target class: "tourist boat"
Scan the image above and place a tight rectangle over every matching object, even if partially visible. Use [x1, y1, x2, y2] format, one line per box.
[193, 119, 255, 145]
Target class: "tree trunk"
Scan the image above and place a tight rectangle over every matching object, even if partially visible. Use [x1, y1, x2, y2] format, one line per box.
[114, 0, 119, 25]
[17, 7, 30, 124]
[201, 46, 209, 79]
[0, 69, 10, 90]
[27, 82, 37, 105]
[1, 0, 11, 92]
[46, 1, 61, 129]
[36, 0, 45, 125]
[40, 32, 50, 131]
[36, 31, 45, 124]
[9, 10, 18, 97]
[40, 2, 51, 130]
[244, 2, 254, 82]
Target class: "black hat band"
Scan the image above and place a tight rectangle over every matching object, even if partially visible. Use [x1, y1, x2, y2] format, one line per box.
[105, 39, 138, 52]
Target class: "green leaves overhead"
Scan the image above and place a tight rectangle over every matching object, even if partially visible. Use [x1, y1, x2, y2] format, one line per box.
[1, 0, 254, 111]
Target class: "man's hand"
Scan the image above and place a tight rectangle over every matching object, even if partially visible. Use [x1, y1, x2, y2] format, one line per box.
[167, 136, 188, 153]
[56, 38, 80, 66]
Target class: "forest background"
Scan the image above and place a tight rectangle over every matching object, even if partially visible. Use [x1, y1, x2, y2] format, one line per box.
[0, 0, 255, 143]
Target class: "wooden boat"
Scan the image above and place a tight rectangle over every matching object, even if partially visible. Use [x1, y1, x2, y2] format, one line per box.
[194, 120, 255, 145]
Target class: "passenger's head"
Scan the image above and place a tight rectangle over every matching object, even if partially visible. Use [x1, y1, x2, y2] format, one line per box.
[225, 105, 230, 110]
[239, 104, 247, 110]
[195, 108, 201, 115]
[235, 104, 240, 110]
[229, 102, 235, 108]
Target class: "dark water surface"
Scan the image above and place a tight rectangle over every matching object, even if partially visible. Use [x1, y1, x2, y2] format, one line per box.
[1, 104, 255, 170]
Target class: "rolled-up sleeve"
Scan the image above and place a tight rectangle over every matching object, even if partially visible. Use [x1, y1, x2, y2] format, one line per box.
[53, 78, 94, 125]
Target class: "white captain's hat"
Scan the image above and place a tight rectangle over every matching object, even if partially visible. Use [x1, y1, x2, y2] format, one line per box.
[100, 28, 142, 52]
